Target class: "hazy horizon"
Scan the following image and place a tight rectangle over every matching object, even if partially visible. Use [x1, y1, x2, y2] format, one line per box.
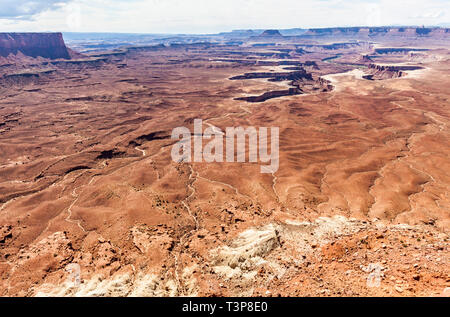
[2, 24, 450, 37]
[0, 0, 449, 34]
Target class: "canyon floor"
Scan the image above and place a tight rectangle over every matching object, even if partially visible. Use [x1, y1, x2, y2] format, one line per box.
[0, 38, 449, 297]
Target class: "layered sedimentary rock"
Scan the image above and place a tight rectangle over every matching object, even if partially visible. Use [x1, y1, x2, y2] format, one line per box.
[0, 28, 449, 298]
[363, 63, 423, 80]
[235, 87, 302, 102]
[231, 67, 332, 102]
[230, 69, 313, 82]
[374, 48, 429, 55]
[303, 27, 450, 39]
[0, 33, 70, 59]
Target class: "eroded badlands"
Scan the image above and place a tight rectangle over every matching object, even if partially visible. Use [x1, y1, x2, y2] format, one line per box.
[0, 32, 449, 296]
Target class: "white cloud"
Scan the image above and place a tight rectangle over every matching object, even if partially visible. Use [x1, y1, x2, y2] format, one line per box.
[412, 10, 445, 19]
[0, 0, 72, 19]
[0, 0, 448, 33]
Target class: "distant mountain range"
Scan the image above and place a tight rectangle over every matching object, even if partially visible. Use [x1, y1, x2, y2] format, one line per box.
[1, 25, 448, 58]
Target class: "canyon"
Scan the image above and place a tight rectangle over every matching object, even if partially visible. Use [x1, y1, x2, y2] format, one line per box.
[0, 28, 449, 297]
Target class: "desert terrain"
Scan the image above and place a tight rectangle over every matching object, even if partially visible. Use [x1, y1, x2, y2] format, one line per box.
[0, 28, 449, 297]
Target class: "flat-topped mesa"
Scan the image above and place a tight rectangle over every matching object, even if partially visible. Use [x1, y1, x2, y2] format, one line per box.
[0, 33, 70, 59]
[363, 63, 423, 80]
[367, 64, 423, 72]
[259, 29, 283, 37]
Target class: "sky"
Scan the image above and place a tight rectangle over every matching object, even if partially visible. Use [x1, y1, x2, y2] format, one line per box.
[0, 0, 449, 33]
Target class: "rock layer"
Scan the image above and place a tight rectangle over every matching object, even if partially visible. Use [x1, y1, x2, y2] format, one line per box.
[304, 27, 450, 39]
[363, 64, 423, 80]
[0, 33, 70, 59]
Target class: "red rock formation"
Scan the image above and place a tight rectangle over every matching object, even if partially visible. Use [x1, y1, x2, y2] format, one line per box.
[303, 27, 450, 39]
[235, 87, 302, 102]
[0, 33, 70, 59]
[368, 64, 422, 72]
[363, 63, 423, 80]
[317, 77, 333, 90]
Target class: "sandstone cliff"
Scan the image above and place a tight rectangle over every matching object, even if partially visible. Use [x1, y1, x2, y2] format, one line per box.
[363, 63, 423, 80]
[0, 33, 70, 59]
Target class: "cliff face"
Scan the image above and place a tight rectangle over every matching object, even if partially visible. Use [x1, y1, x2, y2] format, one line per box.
[0, 33, 70, 59]
[363, 63, 423, 80]
[303, 27, 450, 39]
